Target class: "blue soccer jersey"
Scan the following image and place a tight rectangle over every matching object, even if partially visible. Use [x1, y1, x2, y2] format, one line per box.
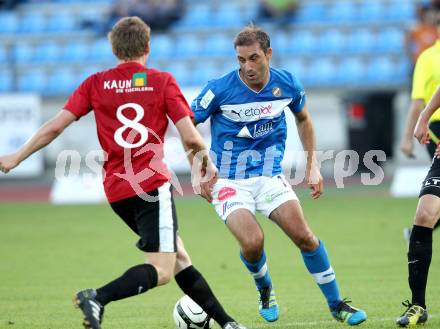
[191, 67, 306, 179]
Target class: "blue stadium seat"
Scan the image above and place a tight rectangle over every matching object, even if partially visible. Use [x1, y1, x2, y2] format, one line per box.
[175, 35, 203, 58]
[151, 34, 174, 58]
[242, 2, 259, 22]
[78, 65, 103, 83]
[0, 69, 13, 92]
[296, 3, 325, 23]
[221, 60, 238, 74]
[289, 31, 316, 55]
[317, 29, 345, 54]
[308, 58, 336, 86]
[89, 38, 113, 60]
[14, 42, 34, 64]
[20, 12, 47, 33]
[46, 68, 76, 95]
[337, 57, 366, 84]
[165, 62, 191, 86]
[377, 28, 404, 53]
[63, 42, 89, 62]
[80, 9, 106, 26]
[48, 11, 76, 32]
[326, 1, 356, 22]
[59, 0, 111, 2]
[32, 42, 61, 63]
[388, 0, 414, 20]
[0, 12, 18, 34]
[271, 33, 291, 54]
[396, 57, 412, 81]
[367, 56, 394, 82]
[212, 3, 243, 27]
[17, 69, 47, 93]
[175, 3, 211, 28]
[203, 33, 234, 56]
[0, 45, 9, 62]
[358, 1, 385, 22]
[347, 28, 375, 54]
[281, 58, 307, 83]
[191, 63, 218, 86]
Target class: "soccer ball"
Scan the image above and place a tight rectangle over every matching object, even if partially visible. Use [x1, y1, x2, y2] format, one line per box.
[173, 295, 214, 329]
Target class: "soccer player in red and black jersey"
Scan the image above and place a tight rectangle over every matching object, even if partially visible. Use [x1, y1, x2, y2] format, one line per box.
[0, 17, 247, 329]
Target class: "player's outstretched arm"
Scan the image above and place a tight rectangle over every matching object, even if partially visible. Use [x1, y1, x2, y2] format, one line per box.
[174, 116, 218, 202]
[294, 105, 323, 199]
[0, 110, 76, 174]
[191, 117, 199, 126]
[415, 87, 440, 145]
[400, 99, 425, 158]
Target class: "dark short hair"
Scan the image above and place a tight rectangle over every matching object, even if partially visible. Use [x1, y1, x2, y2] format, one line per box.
[108, 16, 151, 60]
[234, 25, 271, 54]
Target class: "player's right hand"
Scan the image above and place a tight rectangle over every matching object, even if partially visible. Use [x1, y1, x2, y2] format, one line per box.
[198, 162, 218, 203]
[400, 139, 415, 158]
[0, 153, 20, 174]
[306, 165, 323, 200]
[414, 116, 430, 145]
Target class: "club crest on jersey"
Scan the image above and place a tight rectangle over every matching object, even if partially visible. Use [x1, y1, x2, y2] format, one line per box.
[132, 72, 147, 87]
[272, 86, 282, 97]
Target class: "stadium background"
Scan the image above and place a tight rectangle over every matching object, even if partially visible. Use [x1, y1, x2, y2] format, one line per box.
[1, 1, 440, 329]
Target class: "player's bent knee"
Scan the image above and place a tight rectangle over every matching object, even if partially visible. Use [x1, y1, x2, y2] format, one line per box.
[175, 250, 192, 274]
[241, 234, 264, 256]
[294, 232, 318, 252]
[415, 206, 438, 227]
[147, 254, 176, 286]
[155, 265, 174, 286]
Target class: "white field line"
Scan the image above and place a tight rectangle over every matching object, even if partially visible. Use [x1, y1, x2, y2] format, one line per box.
[251, 314, 437, 328]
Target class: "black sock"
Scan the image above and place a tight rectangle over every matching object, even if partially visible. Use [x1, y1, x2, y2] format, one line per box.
[95, 264, 158, 306]
[408, 225, 433, 309]
[434, 220, 440, 230]
[175, 266, 234, 327]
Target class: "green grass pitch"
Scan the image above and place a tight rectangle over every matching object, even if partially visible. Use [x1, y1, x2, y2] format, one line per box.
[1, 191, 440, 328]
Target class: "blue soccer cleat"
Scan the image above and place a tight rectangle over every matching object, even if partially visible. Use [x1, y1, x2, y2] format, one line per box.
[258, 285, 279, 322]
[331, 298, 367, 326]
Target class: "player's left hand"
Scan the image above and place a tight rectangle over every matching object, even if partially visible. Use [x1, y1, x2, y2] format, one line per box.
[0, 153, 20, 174]
[306, 165, 323, 200]
[414, 116, 430, 145]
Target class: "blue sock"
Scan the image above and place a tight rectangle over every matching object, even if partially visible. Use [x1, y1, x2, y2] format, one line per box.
[240, 250, 272, 289]
[301, 240, 341, 309]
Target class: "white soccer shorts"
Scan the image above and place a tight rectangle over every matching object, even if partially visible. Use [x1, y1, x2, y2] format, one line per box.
[212, 174, 299, 221]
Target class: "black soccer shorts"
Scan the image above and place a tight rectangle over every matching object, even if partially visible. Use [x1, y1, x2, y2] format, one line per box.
[419, 154, 440, 198]
[110, 182, 178, 252]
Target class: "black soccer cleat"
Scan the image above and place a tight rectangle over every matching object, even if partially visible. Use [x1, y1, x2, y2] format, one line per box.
[396, 300, 428, 327]
[73, 289, 104, 329]
[222, 321, 248, 329]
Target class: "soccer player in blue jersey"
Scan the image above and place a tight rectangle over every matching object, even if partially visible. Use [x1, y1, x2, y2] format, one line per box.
[191, 25, 367, 325]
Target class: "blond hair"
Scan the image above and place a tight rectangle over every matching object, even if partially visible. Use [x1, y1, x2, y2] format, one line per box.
[108, 16, 151, 60]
